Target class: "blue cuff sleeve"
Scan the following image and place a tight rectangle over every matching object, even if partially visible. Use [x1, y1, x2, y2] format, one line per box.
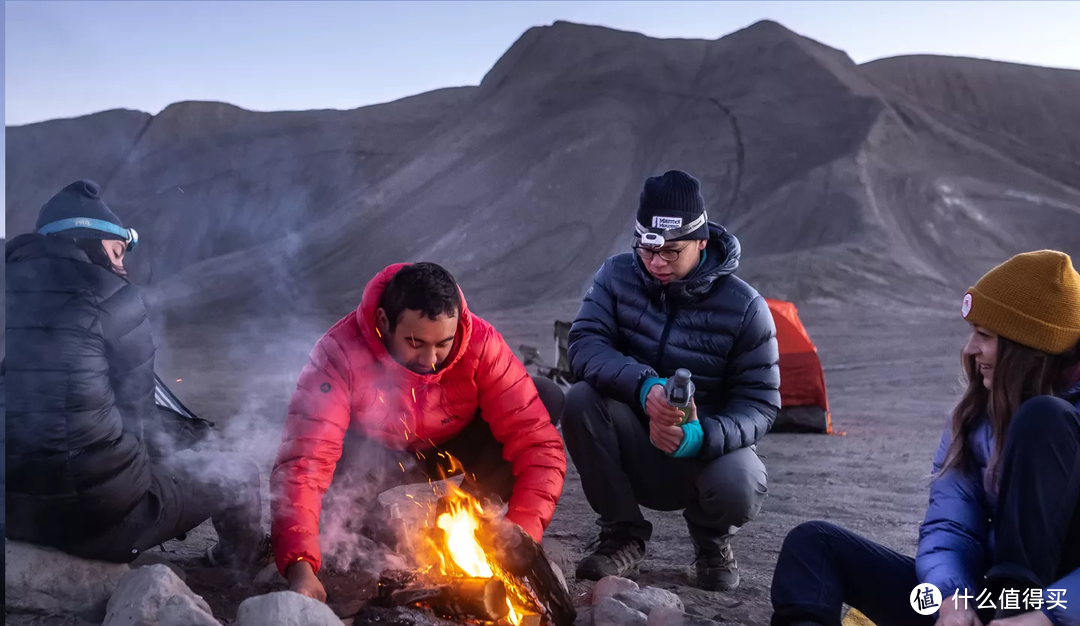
[640, 377, 667, 409]
[670, 421, 704, 458]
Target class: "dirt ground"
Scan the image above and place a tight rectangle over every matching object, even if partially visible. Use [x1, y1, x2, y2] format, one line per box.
[114, 301, 969, 626]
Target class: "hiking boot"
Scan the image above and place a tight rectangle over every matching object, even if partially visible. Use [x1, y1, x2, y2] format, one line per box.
[575, 532, 646, 581]
[693, 537, 739, 591]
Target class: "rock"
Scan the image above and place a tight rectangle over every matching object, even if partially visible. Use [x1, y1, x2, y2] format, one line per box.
[254, 562, 288, 587]
[574, 606, 594, 626]
[235, 591, 345, 626]
[646, 608, 719, 626]
[591, 576, 640, 605]
[104, 564, 214, 626]
[549, 558, 569, 593]
[157, 595, 222, 626]
[593, 597, 647, 626]
[541, 537, 575, 577]
[615, 587, 684, 614]
[130, 552, 187, 582]
[5, 540, 131, 619]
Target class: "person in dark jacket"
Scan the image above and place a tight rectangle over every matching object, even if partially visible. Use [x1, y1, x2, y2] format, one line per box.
[4, 180, 265, 571]
[562, 170, 781, 591]
[770, 250, 1080, 626]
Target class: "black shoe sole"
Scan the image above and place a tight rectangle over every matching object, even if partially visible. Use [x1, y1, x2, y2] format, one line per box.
[575, 563, 641, 581]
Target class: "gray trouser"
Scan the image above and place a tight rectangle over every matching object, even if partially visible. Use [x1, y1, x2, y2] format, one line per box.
[561, 381, 768, 544]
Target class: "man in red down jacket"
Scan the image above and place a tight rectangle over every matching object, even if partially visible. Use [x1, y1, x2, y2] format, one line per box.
[271, 262, 567, 601]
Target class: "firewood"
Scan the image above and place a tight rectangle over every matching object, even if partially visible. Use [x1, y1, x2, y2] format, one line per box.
[375, 575, 510, 622]
[477, 522, 577, 626]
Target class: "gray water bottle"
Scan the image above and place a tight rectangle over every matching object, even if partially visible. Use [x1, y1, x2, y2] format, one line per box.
[665, 368, 695, 409]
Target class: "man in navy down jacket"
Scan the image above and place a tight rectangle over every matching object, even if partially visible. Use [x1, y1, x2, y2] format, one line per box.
[561, 170, 781, 591]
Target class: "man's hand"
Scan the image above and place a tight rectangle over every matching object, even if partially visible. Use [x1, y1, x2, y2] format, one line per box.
[645, 384, 683, 427]
[287, 560, 326, 602]
[650, 420, 684, 453]
[935, 595, 983, 626]
[988, 611, 1052, 626]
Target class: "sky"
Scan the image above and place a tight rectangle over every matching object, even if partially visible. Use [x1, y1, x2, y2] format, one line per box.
[4, 0, 1080, 235]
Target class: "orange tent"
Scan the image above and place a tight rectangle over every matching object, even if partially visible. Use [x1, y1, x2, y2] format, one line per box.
[766, 298, 831, 433]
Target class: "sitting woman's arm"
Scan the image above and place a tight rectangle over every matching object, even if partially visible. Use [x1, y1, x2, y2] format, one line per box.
[915, 425, 992, 603]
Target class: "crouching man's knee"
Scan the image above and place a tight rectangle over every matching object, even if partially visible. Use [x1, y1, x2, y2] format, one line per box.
[697, 446, 768, 527]
[562, 381, 606, 431]
[531, 375, 566, 427]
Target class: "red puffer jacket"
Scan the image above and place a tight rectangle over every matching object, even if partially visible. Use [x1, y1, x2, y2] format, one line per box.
[270, 263, 567, 576]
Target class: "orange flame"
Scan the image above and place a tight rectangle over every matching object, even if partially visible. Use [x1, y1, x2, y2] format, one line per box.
[176, 379, 183, 382]
[434, 492, 525, 625]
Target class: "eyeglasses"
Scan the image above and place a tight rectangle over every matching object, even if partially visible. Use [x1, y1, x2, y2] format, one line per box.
[633, 243, 687, 263]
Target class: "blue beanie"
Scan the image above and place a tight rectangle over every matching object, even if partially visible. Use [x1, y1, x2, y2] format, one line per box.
[36, 180, 127, 240]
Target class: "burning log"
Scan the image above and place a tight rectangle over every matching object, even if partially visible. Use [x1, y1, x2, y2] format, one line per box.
[476, 521, 577, 626]
[375, 572, 510, 622]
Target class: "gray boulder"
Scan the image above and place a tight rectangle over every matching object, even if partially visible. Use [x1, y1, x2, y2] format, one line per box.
[103, 564, 215, 626]
[235, 591, 345, 626]
[574, 606, 594, 626]
[593, 597, 647, 626]
[157, 595, 223, 626]
[615, 587, 684, 614]
[591, 576, 640, 605]
[5, 540, 130, 620]
[646, 608, 720, 626]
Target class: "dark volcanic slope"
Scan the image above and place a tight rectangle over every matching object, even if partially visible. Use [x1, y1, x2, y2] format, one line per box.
[6, 20, 1079, 329]
[864, 55, 1080, 190]
[6, 88, 475, 282]
[6, 108, 151, 230]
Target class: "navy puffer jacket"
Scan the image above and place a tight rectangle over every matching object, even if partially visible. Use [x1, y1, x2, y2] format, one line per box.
[568, 223, 781, 460]
[4, 234, 156, 548]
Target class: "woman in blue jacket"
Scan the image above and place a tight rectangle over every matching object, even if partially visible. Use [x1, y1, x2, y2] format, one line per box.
[770, 250, 1080, 626]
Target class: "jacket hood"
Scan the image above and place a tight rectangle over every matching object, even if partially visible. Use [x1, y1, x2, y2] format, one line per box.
[356, 263, 474, 384]
[633, 222, 741, 302]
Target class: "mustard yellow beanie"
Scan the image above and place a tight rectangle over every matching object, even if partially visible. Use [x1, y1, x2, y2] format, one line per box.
[961, 250, 1080, 355]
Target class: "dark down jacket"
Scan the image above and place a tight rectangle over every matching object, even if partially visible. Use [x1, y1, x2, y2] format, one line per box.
[568, 223, 781, 460]
[4, 234, 156, 548]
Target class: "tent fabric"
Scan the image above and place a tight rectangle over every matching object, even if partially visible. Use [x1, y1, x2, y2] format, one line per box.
[154, 374, 215, 450]
[766, 298, 831, 433]
[154, 374, 202, 422]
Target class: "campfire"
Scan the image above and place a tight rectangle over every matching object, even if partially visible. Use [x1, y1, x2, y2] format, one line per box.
[369, 478, 575, 626]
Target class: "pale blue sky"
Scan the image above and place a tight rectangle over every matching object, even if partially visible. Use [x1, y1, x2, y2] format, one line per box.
[4, 1, 1080, 235]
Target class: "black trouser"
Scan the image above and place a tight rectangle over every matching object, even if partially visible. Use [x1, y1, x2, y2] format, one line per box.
[69, 450, 264, 565]
[561, 381, 768, 545]
[321, 376, 564, 549]
[770, 395, 1080, 626]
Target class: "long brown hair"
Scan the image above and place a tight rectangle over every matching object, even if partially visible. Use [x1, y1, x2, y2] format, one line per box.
[940, 335, 1080, 493]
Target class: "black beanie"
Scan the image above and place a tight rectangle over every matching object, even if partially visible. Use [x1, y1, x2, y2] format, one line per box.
[36, 180, 126, 240]
[635, 170, 709, 242]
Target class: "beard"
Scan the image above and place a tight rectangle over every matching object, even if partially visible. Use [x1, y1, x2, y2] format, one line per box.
[406, 360, 444, 374]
